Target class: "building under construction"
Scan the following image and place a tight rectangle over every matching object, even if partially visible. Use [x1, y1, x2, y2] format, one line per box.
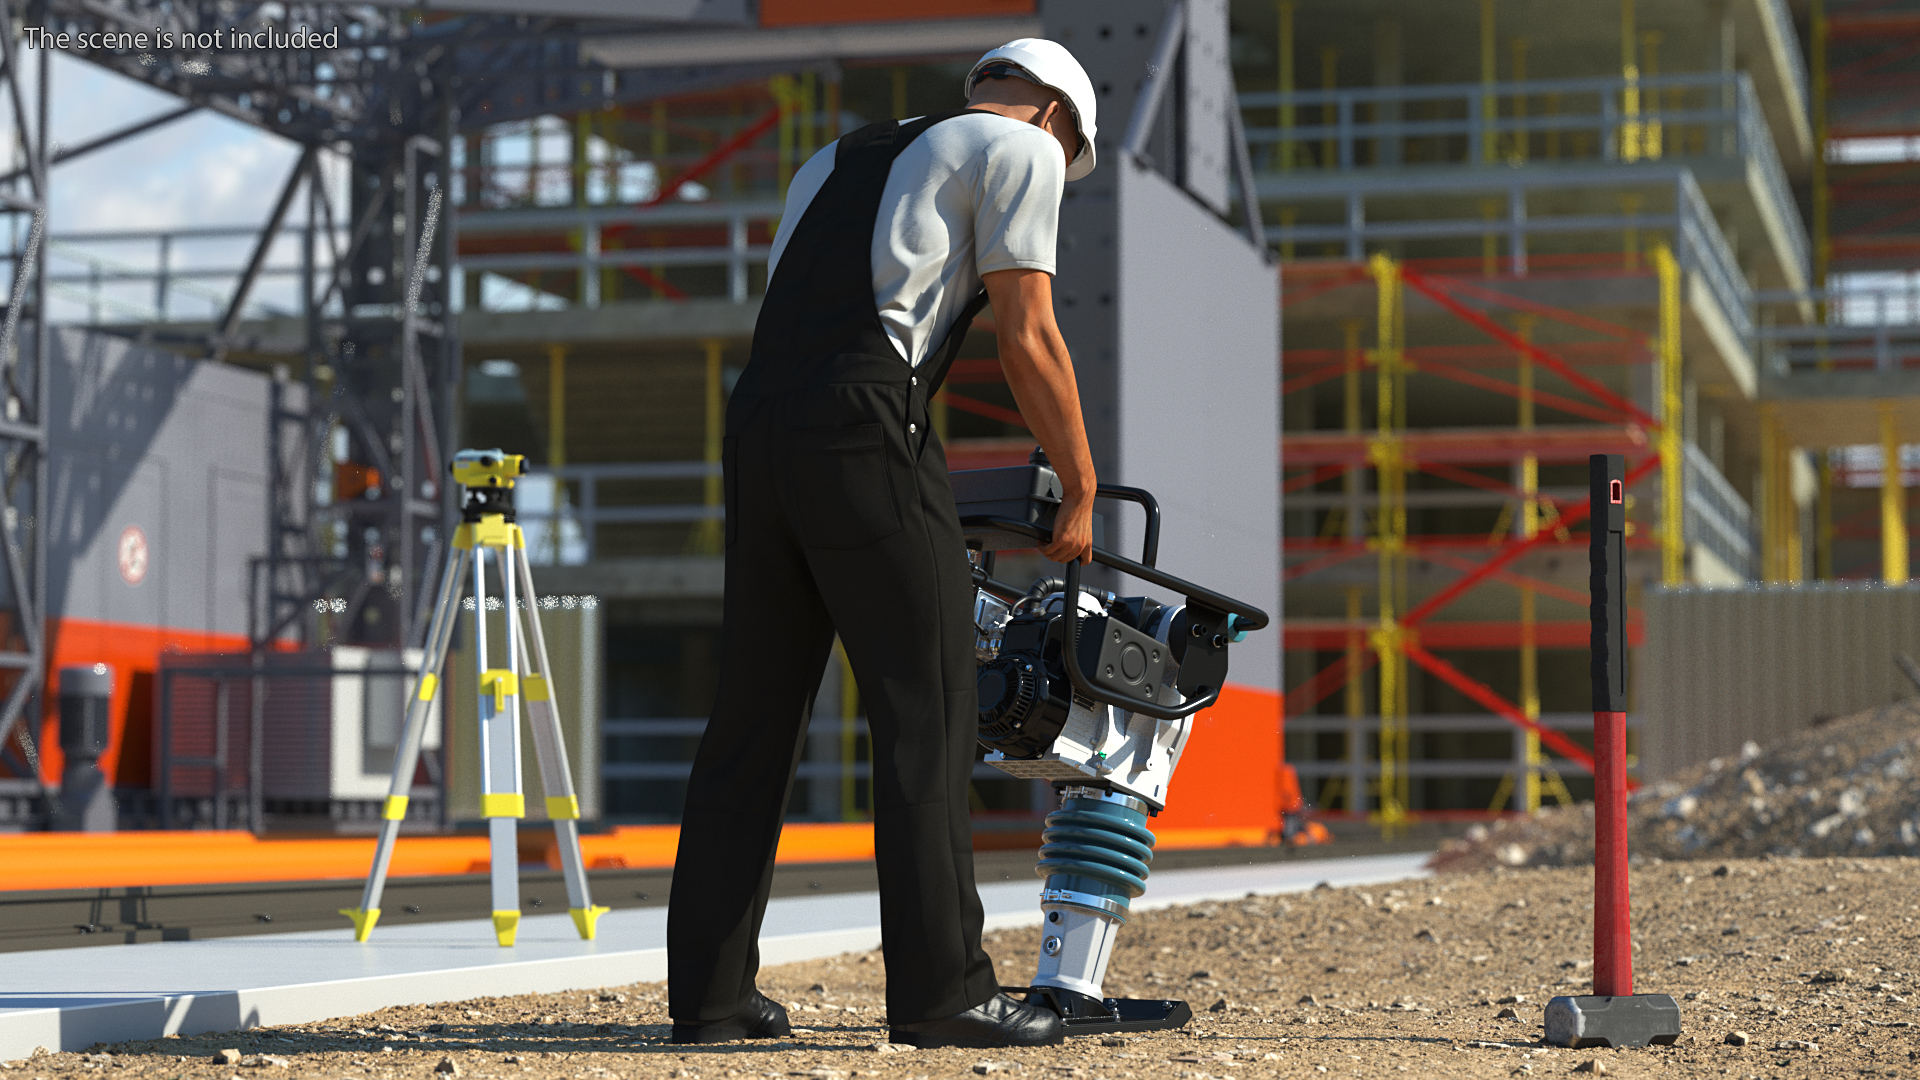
[1271, 0, 1920, 822]
[0, 0, 1909, 844]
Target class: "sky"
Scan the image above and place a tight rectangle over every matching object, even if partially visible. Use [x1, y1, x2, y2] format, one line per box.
[8, 49, 680, 323]
[6, 48, 330, 325]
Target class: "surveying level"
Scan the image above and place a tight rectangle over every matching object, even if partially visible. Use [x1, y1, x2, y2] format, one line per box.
[341, 448, 607, 947]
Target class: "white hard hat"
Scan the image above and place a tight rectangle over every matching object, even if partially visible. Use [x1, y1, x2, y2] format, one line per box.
[965, 38, 1098, 181]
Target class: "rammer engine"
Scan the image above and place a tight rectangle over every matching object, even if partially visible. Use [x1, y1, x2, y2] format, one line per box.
[952, 451, 1267, 1034]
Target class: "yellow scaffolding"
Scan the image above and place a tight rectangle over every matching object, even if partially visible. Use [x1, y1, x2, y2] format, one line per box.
[1882, 402, 1908, 584]
[1366, 253, 1410, 833]
[694, 339, 725, 555]
[1654, 244, 1685, 586]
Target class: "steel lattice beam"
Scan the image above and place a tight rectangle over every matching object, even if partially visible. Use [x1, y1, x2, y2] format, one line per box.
[0, 2, 50, 810]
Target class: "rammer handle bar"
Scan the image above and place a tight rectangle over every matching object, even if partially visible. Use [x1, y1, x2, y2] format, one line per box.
[1095, 484, 1161, 568]
[960, 514, 1270, 630]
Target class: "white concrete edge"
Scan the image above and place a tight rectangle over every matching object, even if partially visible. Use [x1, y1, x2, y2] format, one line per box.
[0, 855, 1432, 1061]
[1744, 159, 1810, 295]
[1687, 272, 1757, 401]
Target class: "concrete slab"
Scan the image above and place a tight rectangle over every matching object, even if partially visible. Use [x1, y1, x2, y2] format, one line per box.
[0, 852, 1430, 1060]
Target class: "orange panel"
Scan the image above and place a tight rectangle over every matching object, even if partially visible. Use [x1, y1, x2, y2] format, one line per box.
[1150, 683, 1284, 841]
[558, 822, 875, 871]
[760, 0, 1034, 28]
[1154, 827, 1277, 850]
[1, 831, 493, 892]
[34, 618, 251, 787]
[2, 823, 881, 891]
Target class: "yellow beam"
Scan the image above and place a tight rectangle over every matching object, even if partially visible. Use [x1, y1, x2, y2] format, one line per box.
[799, 70, 817, 164]
[1812, 0, 1830, 305]
[1758, 406, 1803, 583]
[1620, 0, 1641, 162]
[546, 344, 566, 471]
[1516, 314, 1539, 813]
[1367, 253, 1408, 834]
[1620, 0, 1636, 74]
[1653, 244, 1684, 585]
[1480, 198, 1500, 278]
[1343, 585, 1365, 814]
[1320, 47, 1339, 168]
[1480, 0, 1497, 164]
[1278, 0, 1296, 173]
[774, 75, 796, 197]
[1883, 402, 1909, 584]
[1817, 451, 1834, 580]
[695, 339, 725, 555]
[1510, 36, 1529, 164]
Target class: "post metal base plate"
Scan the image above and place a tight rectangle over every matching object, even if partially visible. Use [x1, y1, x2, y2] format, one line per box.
[1544, 994, 1682, 1048]
[1021, 986, 1193, 1034]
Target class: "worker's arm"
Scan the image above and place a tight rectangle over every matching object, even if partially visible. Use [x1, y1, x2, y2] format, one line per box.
[982, 267, 1096, 565]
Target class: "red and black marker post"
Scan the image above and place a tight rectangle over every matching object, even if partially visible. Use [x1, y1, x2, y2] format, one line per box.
[1542, 454, 1682, 1049]
[1591, 453, 1633, 996]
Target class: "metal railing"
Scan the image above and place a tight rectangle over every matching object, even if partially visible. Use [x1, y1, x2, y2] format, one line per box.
[1754, 286, 1920, 374]
[603, 718, 1023, 789]
[1287, 712, 1637, 808]
[32, 224, 343, 325]
[1684, 441, 1757, 581]
[15, 198, 783, 327]
[459, 200, 781, 306]
[517, 462, 720, 564]
[1732, 75, 1805, 279]
[1242, 73, 1807, 329]
[1674, 169, 1757, 344]
[1242, 72, 1786, 189]
[1261, 168, 1759, 345]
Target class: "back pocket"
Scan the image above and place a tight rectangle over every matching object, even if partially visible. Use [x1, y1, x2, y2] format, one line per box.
[786, 423, 902, 550]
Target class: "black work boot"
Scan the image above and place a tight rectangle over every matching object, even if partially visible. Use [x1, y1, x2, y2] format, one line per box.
[670, 991, 792, 1044]
[888, 993, 1065, 1049]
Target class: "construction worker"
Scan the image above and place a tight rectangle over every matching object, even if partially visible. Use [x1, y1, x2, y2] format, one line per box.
[667, 39, 1100, 1049]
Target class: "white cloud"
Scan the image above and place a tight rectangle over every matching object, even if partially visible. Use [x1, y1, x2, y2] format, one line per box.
[21, 52, 326, 322]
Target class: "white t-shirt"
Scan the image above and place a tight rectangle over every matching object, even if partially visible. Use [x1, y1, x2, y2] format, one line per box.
[764, 111, 1066, 368]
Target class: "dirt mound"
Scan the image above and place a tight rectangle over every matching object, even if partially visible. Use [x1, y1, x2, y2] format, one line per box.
[1431, 702, 1920, 872]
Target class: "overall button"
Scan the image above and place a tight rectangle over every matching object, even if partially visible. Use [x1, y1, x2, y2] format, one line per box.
[910, 376, 918, 386]
[908, 423, 919, 434]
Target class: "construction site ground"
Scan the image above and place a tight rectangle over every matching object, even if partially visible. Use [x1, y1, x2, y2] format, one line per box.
[11, 855, 1916, 1079]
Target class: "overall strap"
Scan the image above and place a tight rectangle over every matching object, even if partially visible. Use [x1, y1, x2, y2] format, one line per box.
[915, 289, 991, 402]
[746, 110, 982, 379]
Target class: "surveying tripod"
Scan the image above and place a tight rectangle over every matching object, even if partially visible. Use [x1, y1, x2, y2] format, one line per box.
[341, 449, 607, 947]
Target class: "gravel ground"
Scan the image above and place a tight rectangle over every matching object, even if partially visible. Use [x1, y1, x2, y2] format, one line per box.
[1431, 703, 1920, 874]
[12, 856, 1920, 1079]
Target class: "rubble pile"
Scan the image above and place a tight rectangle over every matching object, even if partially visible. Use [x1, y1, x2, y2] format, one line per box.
[1430, 702, 1920, 872]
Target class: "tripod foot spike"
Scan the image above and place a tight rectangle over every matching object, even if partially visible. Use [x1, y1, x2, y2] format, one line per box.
[340, 907, 381, 942]
[570, 905, 609, 940]
[491, 910, 521, 947]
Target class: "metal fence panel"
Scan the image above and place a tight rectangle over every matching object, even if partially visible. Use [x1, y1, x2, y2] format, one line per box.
[1640, 583, 1920, 778]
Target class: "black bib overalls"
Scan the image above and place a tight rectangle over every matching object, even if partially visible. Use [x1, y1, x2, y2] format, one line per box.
[667, 112, 1000, 1026]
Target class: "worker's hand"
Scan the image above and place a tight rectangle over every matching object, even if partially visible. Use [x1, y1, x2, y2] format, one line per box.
[1044, 488, 1096, 565]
